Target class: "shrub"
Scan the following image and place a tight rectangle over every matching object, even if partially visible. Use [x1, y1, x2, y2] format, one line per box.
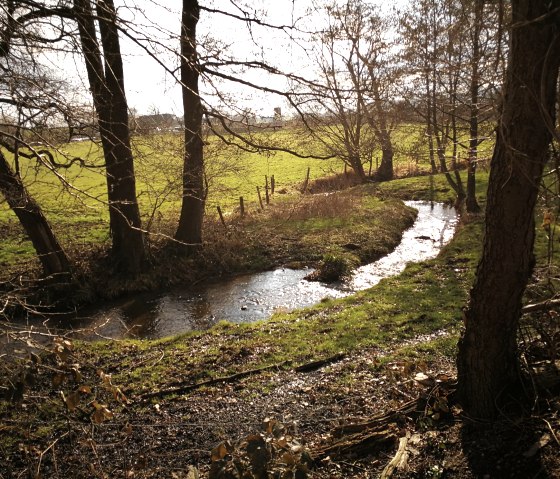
[306, 254, 353, 282]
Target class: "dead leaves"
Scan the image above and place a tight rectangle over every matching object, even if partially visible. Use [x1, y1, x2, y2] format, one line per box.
[209, 419, 313, 479]
[45, 337, 128, 424]
[91, 401, 114, 424]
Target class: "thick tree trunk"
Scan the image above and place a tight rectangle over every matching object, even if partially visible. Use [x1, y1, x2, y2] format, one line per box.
[376, 146, 394, 182]
[0, 152, 71, 278]
[349, 156, 367, 182]
[75, 0, 146, 274]
[457, 0, 560, 419]
[175, 0, 205, 249]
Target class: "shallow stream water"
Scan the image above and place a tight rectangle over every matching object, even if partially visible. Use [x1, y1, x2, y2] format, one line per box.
[61, 200, 457, 340]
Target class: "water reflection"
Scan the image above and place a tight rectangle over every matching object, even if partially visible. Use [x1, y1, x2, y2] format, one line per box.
[72, 201, 458, 339]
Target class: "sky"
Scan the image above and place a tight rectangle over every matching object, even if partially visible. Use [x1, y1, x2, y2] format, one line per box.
[41, 0, 405, 117]
[115, 0, 313, 116]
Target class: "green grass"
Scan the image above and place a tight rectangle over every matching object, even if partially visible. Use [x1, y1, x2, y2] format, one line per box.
[5, 167, 559, 468]
[377, 169, 490, 205]
[69, 193, 481, 394]
[68, 174, 486, 388]
[0, 124, 494, 271]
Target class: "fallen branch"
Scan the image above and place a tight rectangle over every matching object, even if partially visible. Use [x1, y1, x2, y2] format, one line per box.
[312, 426, 398, 461]
[137, 353, 347, 401]
[137, 362, 289, 401]
[331, 398, 425, 437]
[522, 298, 560, 314]
[380, 432, 411, 478]
[294, 352, 346, 372]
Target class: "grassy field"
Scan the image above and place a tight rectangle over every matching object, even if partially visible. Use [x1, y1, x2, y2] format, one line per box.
[0, 124, 495, 270]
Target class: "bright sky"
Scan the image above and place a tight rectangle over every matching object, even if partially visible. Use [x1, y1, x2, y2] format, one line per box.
[44, 0, 405, 116]
[119, 0, 314, 116]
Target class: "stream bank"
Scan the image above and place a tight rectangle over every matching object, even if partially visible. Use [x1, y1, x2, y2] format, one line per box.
[65, 201, 457, 339]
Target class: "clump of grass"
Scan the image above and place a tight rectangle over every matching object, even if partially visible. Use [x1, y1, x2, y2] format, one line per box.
[305, 171, 363, 193]
[305, 253, 354, 282]
[266, 191, 354, 221]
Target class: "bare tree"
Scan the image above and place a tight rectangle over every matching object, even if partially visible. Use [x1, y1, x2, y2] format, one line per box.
[0, 11, 73, 279]
[1, 0, 148, 275]
[74, 0, 147, 273]
[300, 1, 388, 182]
[400, 0, 466, 201]
[457, 0, 560, 419]
[399, 0, 505, 209]
[175, 0, 205, 249]
[348, 1, 398, 181]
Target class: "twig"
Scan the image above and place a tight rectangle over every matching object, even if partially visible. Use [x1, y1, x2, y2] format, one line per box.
[35, 432, 69, 479]
[543, 418, 560, 447]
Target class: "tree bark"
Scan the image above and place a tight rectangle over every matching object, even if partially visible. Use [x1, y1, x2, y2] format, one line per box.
[368, 73, 394, 182]
[75, 0, 146, 274]
[457, 0, 560, 419]
[175, 0, 205, 249]
[349, 154, 367, 182]
[0, 151, 71, 278]
[376, 144, 394, 182]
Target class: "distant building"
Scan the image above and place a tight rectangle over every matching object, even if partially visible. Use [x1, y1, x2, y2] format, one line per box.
[134, 113, 181, 134]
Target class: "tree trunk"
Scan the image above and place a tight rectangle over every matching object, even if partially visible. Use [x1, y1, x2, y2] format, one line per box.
[349, 156, 367, 182]
[75, 0, 146, 274]
[457, 0, 560, 419]
[370, 79, 394, 182]
[0, 152, 71, 279]
[465, 0, 483, 214]
[425, 74, 438, 174]
[376, 146, 394, 182]
[175, 0, 205, 249]
[430, 70, 465, 203]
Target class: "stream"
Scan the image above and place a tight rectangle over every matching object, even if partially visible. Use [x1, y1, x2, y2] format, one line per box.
[58, 201, 457, 340]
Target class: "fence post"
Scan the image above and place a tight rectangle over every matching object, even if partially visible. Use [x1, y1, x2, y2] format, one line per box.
[217, 206, 227, 229]
[257, 186, 264, 210]
[271, 175, 275, 195]
[239, 196, 245, 217]
[302, 167, 310, 193]
[265, 175, 270, 205]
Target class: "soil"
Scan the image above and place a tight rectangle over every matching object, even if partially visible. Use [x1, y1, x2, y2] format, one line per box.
[2, 335, 559, 478]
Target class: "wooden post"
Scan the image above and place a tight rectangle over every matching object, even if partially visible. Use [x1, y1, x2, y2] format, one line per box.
[217, 206, 227, 229]
[271, 175, 275, 195]
[239, 196, 245, 217]
[265, 175, 270, 204]
[369, 157, 373, 177]
[303, 167, 310, 193]
[257, 186, 264, 209]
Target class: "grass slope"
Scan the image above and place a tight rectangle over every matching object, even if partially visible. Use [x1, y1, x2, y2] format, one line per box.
[3, 170, 559, 478]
